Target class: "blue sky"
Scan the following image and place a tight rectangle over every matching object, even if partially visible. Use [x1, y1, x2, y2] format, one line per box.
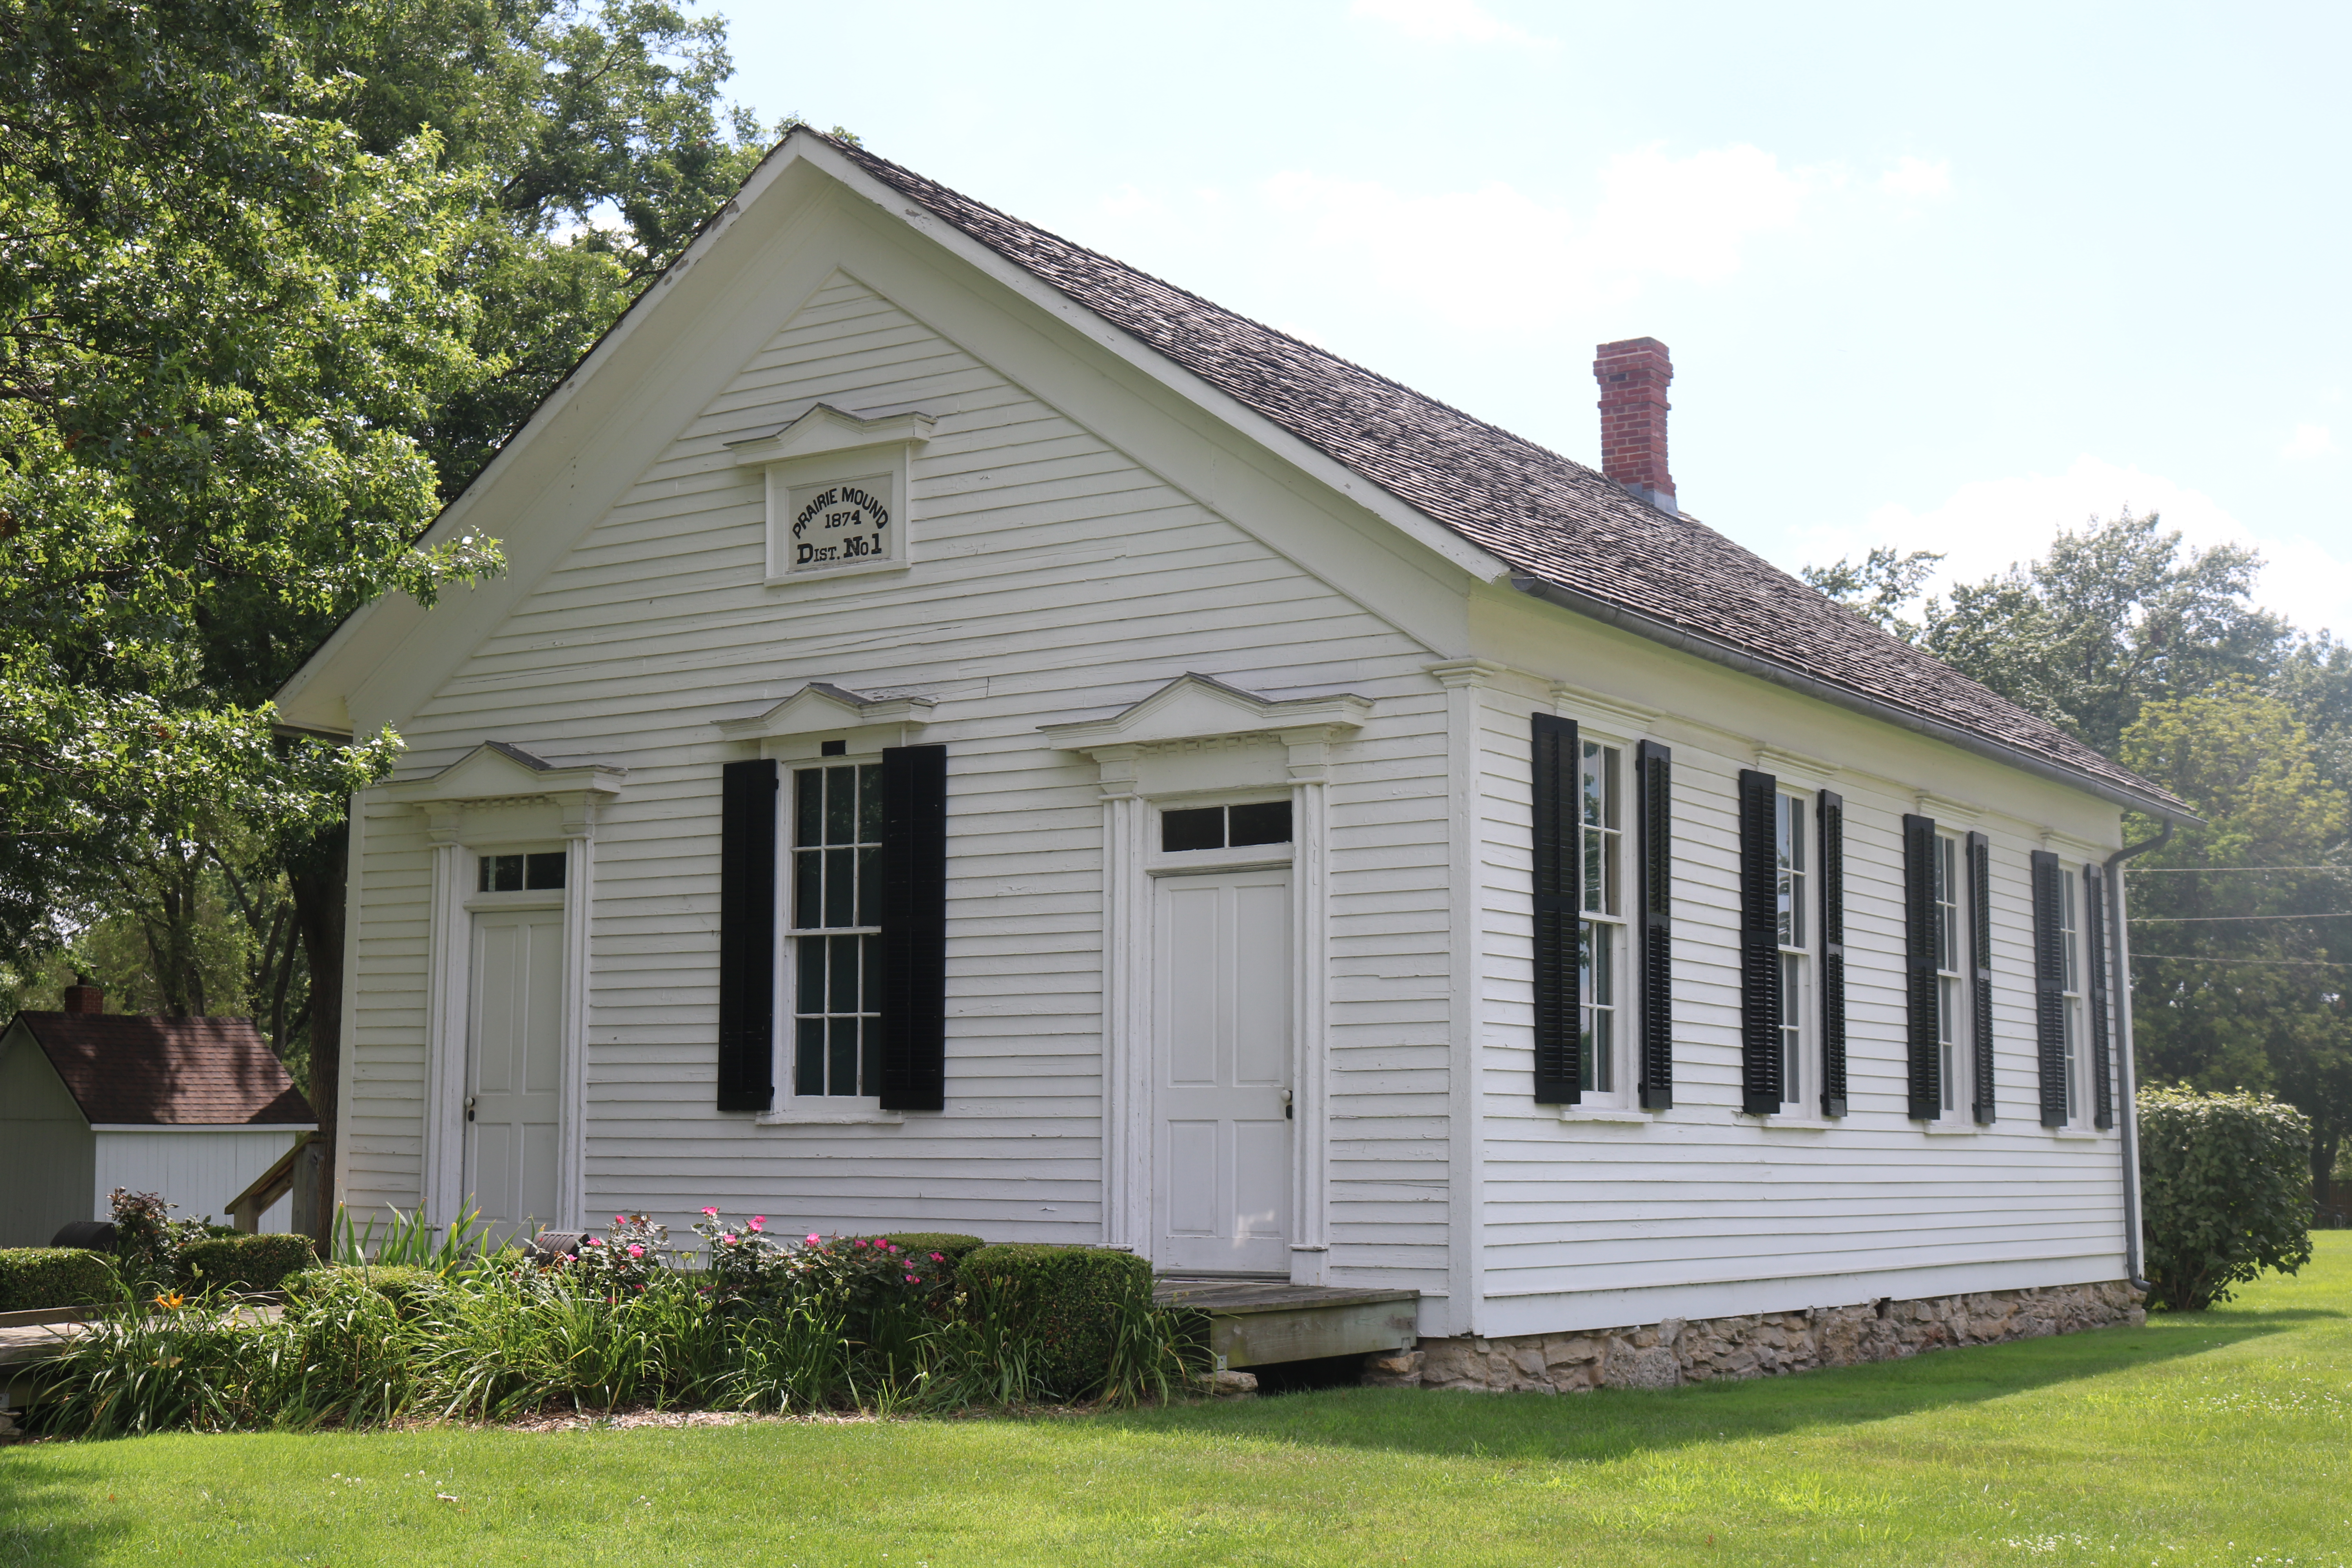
[719, 0, 2351, 637]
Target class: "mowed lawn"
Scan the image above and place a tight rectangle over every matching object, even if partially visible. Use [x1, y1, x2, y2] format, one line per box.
[4, 1238, 2347, 1567]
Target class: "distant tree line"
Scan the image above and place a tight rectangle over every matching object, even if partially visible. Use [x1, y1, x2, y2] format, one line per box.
[1808, 517, 2352, 1198]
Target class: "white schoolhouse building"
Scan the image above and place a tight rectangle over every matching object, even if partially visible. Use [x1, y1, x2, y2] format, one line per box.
[274, 129, 2183, 1384]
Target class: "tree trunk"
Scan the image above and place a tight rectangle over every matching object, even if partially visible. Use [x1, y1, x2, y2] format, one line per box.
[287, 813, 348, 1252]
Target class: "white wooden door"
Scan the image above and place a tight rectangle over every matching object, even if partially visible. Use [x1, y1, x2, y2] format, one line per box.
[463, 908, 564, 1240]
[1153, 868, 1292, 1273]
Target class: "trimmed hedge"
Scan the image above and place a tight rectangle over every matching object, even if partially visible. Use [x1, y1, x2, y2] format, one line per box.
[0, 1247, 118, 1313]
[959, 1243, 1151, 1398]
[2140, 1086, 2314, 1310]
[868, 1234, 987, 1285]
[178, 1234, 319, 1294]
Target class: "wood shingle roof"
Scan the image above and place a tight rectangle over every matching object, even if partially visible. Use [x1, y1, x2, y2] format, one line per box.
[829, 137, 2187, 818]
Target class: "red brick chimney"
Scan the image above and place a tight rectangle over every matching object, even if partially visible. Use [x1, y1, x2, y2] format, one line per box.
[62, 973, 103, 1014]
[1594, 337, 1677, 515]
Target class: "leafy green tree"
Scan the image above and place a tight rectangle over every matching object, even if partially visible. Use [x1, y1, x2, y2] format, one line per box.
[2119, 688, 2352, 1194]
[1800, 545, 1942, 641]
[2137, 1086, 2313, 1310]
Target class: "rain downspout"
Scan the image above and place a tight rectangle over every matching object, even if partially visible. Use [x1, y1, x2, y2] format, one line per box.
[2105, 818, 2173, 1290]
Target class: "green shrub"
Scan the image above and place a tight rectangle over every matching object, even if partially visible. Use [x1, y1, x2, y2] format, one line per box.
[958, 1244, 1152, 1398]
[288, 1264, 444, 1320]
[862, 1234, 986, 1284]
[178, 1234, 319, 1293]
[2140, 1086, 2314, 1310]
[0, 1247, 117, 1313]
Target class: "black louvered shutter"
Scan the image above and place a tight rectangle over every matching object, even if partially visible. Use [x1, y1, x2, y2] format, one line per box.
[2084, 862, 2114, 1130]
[1635, 740, 1674, 1111]
[1967, 832, 1996, 1125]
[717, 758, 778, 1112]
[1817, 789, 1847, 1118]
[2030, 849, 2068, 1128]
[878, 744, 948, 1112]
[1531, 714, 1580, 1104]
[1903, 814, 1941, 1120]
[1737, 769, 1782, 1115]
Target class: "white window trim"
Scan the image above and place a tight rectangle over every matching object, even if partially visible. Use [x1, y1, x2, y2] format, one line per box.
[1933, 830, 1976, 1131]
[1775, 789, 1811, 1118]
[2059, 862, 2089, 1131]
[1572, 732, 1633, 1111]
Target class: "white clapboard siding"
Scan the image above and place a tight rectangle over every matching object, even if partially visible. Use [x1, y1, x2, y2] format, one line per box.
[1468, 673, 2128, 1332]
[347, 270, 1453, 1284]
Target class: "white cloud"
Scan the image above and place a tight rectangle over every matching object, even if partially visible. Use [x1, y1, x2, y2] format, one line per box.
[1349, 0, 1548, 45]
[1877, 156, 1953, 198]
[2282, 422, 2337, 459]
[1789, 455, 2352, 637]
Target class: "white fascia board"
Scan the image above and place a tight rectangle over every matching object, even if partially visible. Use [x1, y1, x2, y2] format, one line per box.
[795, 140, 1513, 590]
[271, 137, 833, 734]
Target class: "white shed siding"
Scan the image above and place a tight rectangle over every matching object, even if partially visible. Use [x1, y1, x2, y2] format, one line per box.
[347, 270, 1456, 1283]
[1467, 653, 2128, 1335]
[0, 1030, 96, 1246]
[94, 1131, 305, 1232]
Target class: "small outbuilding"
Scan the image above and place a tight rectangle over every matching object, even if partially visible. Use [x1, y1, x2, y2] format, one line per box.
[0, 983, 316, 1245]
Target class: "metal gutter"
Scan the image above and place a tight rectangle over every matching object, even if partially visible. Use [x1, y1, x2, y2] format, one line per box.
[2105, 819, 2174, 1291]
[1508, 575, 2200, 825]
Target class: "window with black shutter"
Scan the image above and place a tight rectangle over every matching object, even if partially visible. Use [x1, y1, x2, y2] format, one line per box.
[2083, 862, 2115, 1130]
[717, 758, 779, 1112]
[1530, 713, 1580, 1104]
[1902, 814, 1941, 1121]
[1635, 740, 1673, 1111]
[1967, 832, 1996, 1125]
[1737, 769, 1783, 1115]
[878, 744, 948, 1112]
[1816, 790, 1847, 1118]
[2030, 849, 2069, 1127]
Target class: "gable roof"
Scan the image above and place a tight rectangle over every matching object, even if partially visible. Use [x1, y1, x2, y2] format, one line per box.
[823, 137, 2188, 820]
[7, 1013, 315, 1127]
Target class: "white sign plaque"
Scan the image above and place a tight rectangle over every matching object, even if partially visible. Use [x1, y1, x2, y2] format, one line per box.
[782, 472, 895, 574]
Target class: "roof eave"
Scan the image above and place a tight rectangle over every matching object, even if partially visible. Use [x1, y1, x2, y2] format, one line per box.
[1509, 575, 2201, 826]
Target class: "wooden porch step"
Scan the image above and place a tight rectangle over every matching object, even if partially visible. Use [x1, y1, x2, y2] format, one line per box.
[1154, 1278, 1421, 1369]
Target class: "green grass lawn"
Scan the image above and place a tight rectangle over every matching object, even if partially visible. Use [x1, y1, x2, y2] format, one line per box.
[5, 1236, 2347, 1567]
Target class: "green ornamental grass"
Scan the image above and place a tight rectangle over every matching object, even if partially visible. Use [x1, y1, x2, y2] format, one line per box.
[4, 1234, 2347, 1566]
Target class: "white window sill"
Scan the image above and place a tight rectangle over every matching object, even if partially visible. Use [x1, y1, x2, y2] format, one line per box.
[1754, 1116, 1836, 1131]
[755, 1107, 905, 1126]
[1921, 1122, 1982, 1135]
[2049, 1126, 2105, 1140]
[1554, 1106, 1656, 1124]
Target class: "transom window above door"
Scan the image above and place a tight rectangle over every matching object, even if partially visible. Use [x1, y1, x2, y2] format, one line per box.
[478, 851, 566, 892]
[1160, 800, 1292, 853]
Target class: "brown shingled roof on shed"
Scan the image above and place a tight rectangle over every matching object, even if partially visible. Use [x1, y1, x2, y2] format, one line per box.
[825, 137, 2187, 818]
[9, 1012, 314, 1127]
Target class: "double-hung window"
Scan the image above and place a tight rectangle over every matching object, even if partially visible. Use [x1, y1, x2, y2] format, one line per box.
[1579, 739, 1626, 1100]
[1775, 791, 1809, 1114]
[2060, 866, 2084, 1125]
[1934, 832, 1968, 1120]
[789, 761, 883, 1097]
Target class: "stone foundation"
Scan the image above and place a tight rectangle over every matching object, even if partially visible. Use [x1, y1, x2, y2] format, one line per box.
[1362, 1280, 2145, 1393]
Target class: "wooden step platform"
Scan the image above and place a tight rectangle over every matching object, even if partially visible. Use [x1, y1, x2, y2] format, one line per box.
[1154, 1278, 1420, 1370]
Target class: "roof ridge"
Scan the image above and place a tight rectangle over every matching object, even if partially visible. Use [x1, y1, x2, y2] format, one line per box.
[827, 137, 1602, 480]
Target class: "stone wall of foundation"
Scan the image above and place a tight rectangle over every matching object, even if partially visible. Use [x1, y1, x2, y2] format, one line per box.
[1362, 1280, 2145, 1393]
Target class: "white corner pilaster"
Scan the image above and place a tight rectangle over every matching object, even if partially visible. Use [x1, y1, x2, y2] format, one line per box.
[1095, 746, 1151, 1253]
[1430, 658, 1503, 1336]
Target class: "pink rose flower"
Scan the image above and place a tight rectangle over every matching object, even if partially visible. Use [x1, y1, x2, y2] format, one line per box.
[930, 1253, 945, 1262]
[749, 1216, 765, 1232]
[626, 1244, 645, 1258]
[584, 1236, 602, 1247]
[701, 1207, 719, 1217]
[615, 1214, 627, 1226]
[905, 1274, 919, 1284]
[721, 1233, 737, 1245]
[852, 1240, 866, 1249]
[806, 1234, 821, 1245]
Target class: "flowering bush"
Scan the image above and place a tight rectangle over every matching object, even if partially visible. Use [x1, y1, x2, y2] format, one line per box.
[110, 1189, 207, 1289]
[568, 1214, 671, 1297]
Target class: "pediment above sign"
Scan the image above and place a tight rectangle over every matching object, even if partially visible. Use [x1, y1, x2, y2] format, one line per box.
[1041, 673, 1372, 756]
[724, 401, 937, 466]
